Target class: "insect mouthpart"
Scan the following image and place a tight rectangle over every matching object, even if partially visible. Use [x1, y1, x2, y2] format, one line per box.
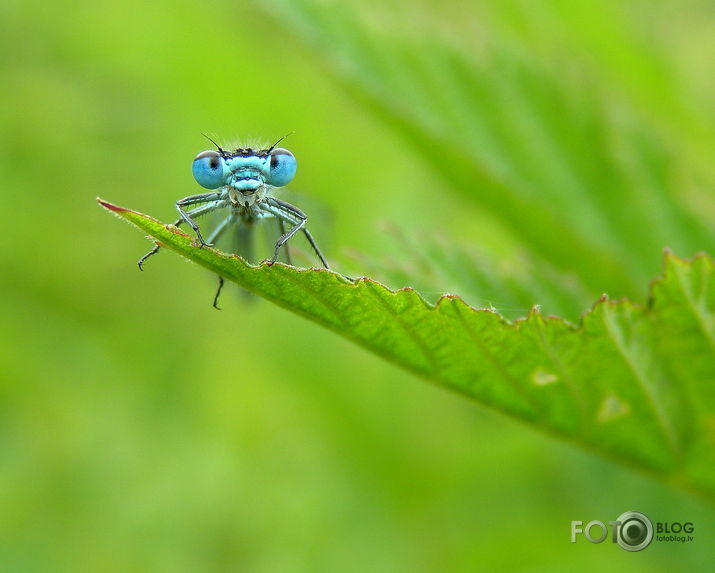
[232, 178, 263, 194]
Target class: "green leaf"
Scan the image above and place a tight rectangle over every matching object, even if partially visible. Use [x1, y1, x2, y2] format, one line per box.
[99, 198, 715, 500]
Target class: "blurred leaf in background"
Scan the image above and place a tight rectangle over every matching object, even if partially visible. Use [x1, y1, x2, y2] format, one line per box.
[259, 0, 715, 312]
[1, 0, 714, 571]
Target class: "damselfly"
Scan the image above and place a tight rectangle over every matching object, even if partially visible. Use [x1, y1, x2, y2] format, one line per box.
[138, 136, 329, 308]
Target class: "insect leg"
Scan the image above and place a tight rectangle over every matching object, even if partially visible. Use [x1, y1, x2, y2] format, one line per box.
[213, 276, 225, 310]
[137, 216, 184, 270]
[176, 191, 226, 246]
[137, 200, 225, 270]
[263, 197, 329, 268]
[203, 213, 235, 310]
[276, 217, 293, 265]
[300, 227, 329, 269]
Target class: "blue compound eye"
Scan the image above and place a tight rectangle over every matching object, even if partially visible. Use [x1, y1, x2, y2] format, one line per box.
[192, 150, 226, 189]
[268, 148, 297, 187]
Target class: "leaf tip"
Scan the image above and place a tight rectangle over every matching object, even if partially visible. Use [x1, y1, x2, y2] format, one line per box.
[96, 197, 130, 213]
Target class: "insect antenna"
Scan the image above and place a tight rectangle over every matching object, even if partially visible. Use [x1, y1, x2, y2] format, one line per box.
[201, 133, 226, 155]
[266, 131, 295, 153]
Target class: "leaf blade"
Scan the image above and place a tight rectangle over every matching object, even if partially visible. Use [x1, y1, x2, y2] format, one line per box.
[99, 198, 715, 500]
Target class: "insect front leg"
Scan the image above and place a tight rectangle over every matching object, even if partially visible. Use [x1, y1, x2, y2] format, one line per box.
[263, 197, 329, 269]
[271, 212, 305, 264]
[176, 191, 225, 247]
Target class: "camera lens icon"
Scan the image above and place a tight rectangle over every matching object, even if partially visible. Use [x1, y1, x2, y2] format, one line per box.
[616, 511, 653, 552]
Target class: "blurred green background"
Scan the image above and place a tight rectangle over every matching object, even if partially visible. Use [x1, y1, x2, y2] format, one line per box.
[1, 0, 713, 571]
